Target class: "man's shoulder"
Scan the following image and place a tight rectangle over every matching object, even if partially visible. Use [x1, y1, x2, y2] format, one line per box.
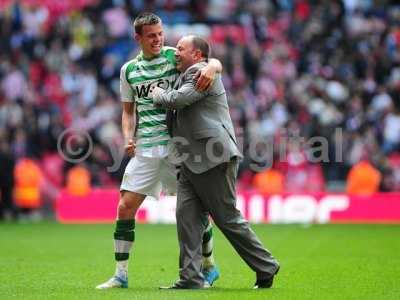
[120, 57, 140, 74]
[182, 62, 207, 79]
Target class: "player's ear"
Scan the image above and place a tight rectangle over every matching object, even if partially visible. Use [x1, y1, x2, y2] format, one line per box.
[134, 33, 141, 43]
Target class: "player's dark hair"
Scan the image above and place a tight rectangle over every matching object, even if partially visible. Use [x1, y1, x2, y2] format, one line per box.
[134, 13, 161, 35]
[191, 36, 210, 60]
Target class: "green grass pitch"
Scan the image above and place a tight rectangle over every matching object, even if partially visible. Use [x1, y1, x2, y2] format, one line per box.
[0, 222, 399, 300]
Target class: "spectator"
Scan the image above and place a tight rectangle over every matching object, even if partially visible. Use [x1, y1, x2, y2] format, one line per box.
[0, 135, 17, 220]
[382, 107, 400, 154]
[346, 159, 382, 196]
[1, 64, 27, 101]
[0, 0, 399, 200]
[66, 165, 91, 197]
[13, 158, 43, 214]
[252, 168, 284, 195]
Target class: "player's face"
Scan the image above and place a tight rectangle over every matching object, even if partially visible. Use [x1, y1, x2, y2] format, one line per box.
[175, 37, 196, 72]
[135, 23, 164, 57]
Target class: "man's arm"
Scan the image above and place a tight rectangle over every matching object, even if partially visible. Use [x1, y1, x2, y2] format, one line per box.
[153, 68, 206, 110]
[195, 58, 223, 91]
[121, 101, 136, 156]
[120, 62, 137, 156]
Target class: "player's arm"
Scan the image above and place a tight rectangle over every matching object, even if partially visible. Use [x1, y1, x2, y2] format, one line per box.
[121, 101, 136, 156]
[195, 58, 223, 91]
[120, 62, 136, 156]
[152, 67, 206, 109]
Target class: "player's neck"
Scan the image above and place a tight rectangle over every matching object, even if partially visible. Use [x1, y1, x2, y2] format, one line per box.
[142, 50, 161, 60]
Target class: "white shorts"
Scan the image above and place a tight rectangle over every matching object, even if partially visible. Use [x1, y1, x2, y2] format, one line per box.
[120, 155, 178, 199]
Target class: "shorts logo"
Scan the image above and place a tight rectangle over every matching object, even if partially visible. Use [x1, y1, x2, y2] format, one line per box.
[122, 173, 129, 182]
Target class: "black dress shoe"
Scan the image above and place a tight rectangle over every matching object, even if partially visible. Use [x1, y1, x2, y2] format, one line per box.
[159, 283, 187, 290]
[254, 266, 280, 289]
[160, 281, 210, 290]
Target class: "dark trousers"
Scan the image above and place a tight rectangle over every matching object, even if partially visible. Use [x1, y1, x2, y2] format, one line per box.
[0, 185, 17, 219]
[175, 158, 279, 287]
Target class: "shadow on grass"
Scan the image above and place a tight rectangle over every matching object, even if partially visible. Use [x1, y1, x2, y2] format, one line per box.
[93, 286, 280, 293]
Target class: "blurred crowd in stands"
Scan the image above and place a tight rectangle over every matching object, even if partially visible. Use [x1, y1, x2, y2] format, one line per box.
[1, 0, 400, 219]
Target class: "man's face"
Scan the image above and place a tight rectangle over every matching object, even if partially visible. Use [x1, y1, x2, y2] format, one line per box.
[135, 23, 164, 57]
[175, 37, 197, 72]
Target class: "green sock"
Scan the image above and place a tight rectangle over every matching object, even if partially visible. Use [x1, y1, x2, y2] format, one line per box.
[202, 222, 215, 269]
[114, 219, 135, 279]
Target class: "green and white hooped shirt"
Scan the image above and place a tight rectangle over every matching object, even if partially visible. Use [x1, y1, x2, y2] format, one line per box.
[120, 46, 178, 157]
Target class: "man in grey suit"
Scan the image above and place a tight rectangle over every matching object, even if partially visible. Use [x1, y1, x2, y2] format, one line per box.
[152, 35, 280, 289]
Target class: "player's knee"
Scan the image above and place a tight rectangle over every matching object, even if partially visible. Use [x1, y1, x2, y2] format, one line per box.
[117, 201, 129, 215]
[118, 192, 144, 214]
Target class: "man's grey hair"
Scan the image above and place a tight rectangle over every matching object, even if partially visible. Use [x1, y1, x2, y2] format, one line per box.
[134, 12, 161, 35]
[190, 36, 210, 60]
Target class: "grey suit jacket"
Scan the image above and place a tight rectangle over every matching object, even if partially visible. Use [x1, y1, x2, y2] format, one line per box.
[153, 61, 242, 174]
